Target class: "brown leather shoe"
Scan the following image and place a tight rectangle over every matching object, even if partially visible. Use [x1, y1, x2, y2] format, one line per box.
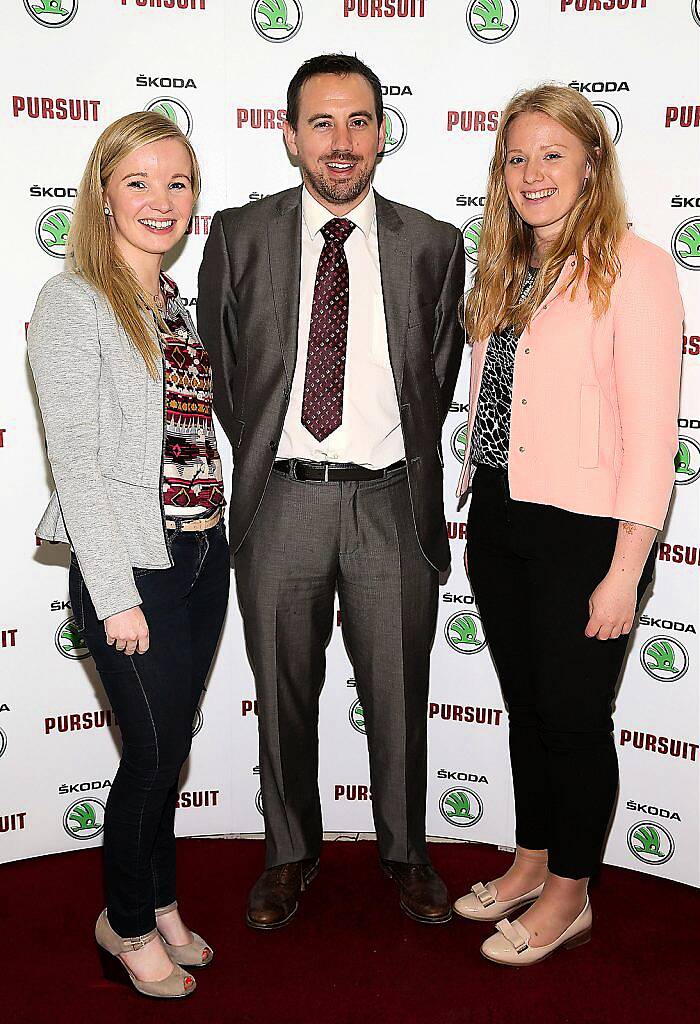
[382, 861, 453, 924]
[246, 858, 320, 930]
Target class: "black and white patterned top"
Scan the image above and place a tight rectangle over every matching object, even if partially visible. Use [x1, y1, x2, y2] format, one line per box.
[471, 267, 538, 469]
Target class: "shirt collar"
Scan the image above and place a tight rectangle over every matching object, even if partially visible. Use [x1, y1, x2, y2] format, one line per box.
[302, 185, 376, 241]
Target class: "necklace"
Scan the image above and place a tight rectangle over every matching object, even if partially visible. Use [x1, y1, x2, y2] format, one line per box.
[153, 289, 165, 311]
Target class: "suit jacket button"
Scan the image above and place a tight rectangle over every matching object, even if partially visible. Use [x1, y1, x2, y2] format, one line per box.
[269, 440, 278, 451]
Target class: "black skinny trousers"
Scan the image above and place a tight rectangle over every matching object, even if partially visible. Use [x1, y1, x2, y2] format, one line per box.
[69, 522, 230, 938]
[467, 466, 654, 879]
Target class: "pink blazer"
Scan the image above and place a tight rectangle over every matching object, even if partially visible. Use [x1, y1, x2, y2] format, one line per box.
[457, 231, 684, 530]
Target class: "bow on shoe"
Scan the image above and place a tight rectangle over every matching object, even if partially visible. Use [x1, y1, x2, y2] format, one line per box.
[472, 881, 497, 907]
[495, 917, 530, 954]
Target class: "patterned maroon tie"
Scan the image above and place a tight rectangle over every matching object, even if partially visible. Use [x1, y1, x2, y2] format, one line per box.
[301, 217, 356, 442]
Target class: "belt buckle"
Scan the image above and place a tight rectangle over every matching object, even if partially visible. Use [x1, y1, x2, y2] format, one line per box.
[323, 462, 330, 482]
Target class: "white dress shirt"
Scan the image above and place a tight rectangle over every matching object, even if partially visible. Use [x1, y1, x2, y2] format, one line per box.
[278, 186, 405, 468]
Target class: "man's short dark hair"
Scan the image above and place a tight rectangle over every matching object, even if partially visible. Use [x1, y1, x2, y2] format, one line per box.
[286, 54, 383, 132]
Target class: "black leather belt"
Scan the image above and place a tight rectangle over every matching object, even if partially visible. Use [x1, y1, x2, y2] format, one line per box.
[273, 458, 406, 482]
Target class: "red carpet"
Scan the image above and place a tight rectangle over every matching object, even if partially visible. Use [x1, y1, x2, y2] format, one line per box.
[3, 838, 698, 1024]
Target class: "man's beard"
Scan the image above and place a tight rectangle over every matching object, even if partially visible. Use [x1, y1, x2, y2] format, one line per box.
[302, 155, 374, 206]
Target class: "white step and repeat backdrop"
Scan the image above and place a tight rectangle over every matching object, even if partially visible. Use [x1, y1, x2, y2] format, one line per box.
[2, 0, 698, 886]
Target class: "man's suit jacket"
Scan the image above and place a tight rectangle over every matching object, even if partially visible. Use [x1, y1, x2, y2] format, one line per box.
[197, 185, 465, 572]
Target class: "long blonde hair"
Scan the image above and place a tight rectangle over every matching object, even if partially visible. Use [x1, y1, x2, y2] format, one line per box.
[67, 111, 201, 377]
[464, 84, 627, 342]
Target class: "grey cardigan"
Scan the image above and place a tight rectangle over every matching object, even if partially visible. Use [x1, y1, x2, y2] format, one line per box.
[28, 271, 174, 620]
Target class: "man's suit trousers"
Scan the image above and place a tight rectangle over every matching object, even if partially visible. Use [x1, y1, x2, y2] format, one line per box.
[234, 465, 438, 867]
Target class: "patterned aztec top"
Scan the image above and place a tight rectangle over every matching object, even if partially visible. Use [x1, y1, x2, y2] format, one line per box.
[470, 267, 538, 470]
[160, 273, 225, 520]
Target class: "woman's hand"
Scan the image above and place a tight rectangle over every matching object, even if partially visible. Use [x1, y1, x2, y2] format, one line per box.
[104, 607, 150, 655]
[585, 571, 638, 640]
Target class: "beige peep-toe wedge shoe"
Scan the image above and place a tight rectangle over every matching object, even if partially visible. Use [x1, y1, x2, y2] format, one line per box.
[95, 910, 196, 998]
[156, 901, 214, 968]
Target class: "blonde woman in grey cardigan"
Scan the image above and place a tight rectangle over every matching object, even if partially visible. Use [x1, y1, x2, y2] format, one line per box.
[28, 112, 229, 999]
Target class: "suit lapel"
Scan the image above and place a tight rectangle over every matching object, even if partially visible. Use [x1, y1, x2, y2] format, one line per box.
[376, 192, 411, 401]
[267, 188, 302, 384]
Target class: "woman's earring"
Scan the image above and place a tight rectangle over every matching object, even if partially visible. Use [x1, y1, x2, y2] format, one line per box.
[104, 205, 111, 216]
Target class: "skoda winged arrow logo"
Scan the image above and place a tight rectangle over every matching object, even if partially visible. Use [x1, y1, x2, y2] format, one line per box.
[439, 786, 484, 827]
[54, 616, 90, 660]
[672, 217, 700, 271]
[144, 97, 193, 138]
[349, 698, 366, 735]
[380, 106, 407, 157]
[466, 0, 519, 43]
[252, 0, 303, 42]
[451, 421, 469, 462]
[63, 798, 105, 840]
[445, 611, 488, 654]
[675, 436, 700, 485]
[36, 206, 72, 258]
[461, 217, 483, 265]
[627, 821, 674, 866]
[640, 636, 689, 682]
[24, 0, 78, 28]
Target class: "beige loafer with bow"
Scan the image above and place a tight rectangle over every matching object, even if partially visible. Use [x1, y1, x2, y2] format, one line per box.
[480, 898, 592, 966]
[156, 901, 214, 968]
[454, 880, 545, 922]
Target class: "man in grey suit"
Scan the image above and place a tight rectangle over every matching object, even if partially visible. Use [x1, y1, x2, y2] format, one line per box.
[198, 54, 465, 928]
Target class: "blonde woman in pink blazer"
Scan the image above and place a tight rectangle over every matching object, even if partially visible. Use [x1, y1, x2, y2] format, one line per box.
[453, 84, 683, 965]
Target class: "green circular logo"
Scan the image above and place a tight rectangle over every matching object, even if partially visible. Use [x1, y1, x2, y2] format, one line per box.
[675, 435, 700, 485]
[451, 421, 469, 462]
[36, 206, 72, 258]
[54, 616, 90, 660]
[461, 216, 482, 265]
[380, 106, 407, 158]
[145, 97, 193, 138]
[593, 101, 622, 145]
[439, 786, 484, 827]
[251, 0, 302, 42]
[63, 797, 105, 840]
[466, 0, 519, 43]
[626, 820, 674, 866]
[349, 698, 366, 734]
[24, 0, 78, 28]
[672, 217, 700, 271]
[445, 611, 487, 654]
[640, 635, 689, 682]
